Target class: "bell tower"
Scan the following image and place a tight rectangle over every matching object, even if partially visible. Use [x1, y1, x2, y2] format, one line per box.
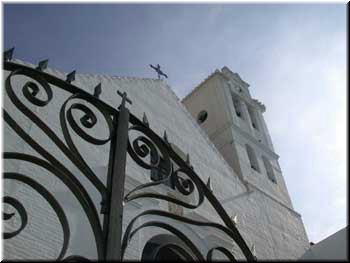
[182, 66, 293, 208]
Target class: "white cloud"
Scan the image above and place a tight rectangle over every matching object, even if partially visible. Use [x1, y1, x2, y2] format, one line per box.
[251, 11, 347, 243]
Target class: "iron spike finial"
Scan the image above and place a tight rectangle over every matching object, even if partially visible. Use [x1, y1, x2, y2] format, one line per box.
[93, 83, 102, 98]
[142, 112, 149, 127]
[163, 130, 169, 144]
[186, 153, 194, 169]
[4, 47, 15, 61]
[206, 177, 212, 192]
[66, 70, 76, 84]
[186, 153, 190, 165]
[36, 59, 49, 71]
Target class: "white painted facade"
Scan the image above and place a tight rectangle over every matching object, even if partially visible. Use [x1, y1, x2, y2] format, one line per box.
[300, 227, 348, 260]
[182, 66, 310, 258]
[3, 60, 309, 260]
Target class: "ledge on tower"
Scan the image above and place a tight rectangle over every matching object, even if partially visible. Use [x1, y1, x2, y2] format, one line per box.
[221, 66, 250, 89]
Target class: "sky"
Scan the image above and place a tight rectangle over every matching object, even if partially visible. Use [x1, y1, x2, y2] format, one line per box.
[2, 3, 347, 244]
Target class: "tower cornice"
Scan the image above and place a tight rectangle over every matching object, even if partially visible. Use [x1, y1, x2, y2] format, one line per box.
[221, 66, 250, 89]
[182, 66, 247, 103]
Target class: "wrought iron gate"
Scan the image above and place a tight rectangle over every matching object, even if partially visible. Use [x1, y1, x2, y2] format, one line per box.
[2, 49, 256, 261]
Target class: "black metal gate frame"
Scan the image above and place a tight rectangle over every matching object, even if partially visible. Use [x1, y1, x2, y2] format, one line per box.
[2, 51, 256, 261]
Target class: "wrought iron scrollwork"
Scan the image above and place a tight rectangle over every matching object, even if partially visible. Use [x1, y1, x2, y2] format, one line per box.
[4, 171, 70, 260]
[3, 58, 255, 261]
[125, 125, 204, 209]
[3, 60, 116, 260]
[3, 195, 27, 240]
[123, 114, 256, 261]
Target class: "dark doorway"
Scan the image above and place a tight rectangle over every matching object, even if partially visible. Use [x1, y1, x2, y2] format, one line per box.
[142, 234, 195, 261]
[156, 245, 183, 260]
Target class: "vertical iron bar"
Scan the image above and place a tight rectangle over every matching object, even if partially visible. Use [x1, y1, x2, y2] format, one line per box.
[105, 96, 130, 261]
[102, 114, 117, 258]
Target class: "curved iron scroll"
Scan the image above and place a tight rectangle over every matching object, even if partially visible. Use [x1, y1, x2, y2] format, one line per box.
[3, 61, 115, 260]
[2, 59, 256, 261]
[123, 110, 256, 261]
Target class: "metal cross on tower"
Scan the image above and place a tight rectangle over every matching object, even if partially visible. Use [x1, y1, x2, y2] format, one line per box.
[149, 64, 168, 79]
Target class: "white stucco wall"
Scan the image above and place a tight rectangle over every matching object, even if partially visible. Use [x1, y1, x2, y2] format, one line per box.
[3, 60, 309, 260]
[300, 227, 348, 260]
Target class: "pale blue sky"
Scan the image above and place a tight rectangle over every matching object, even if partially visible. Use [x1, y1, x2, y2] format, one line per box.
[3, 4, 347, 243]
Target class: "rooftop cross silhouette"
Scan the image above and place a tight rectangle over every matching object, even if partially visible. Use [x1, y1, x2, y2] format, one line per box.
[149, 64, 168, 79]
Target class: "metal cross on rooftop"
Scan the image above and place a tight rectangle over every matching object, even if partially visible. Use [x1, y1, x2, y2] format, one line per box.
[117, 90, 132, 110]
[149, 64, 168, 79]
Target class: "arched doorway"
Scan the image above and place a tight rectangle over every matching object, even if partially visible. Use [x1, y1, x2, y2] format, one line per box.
[142, 234, 196, 261]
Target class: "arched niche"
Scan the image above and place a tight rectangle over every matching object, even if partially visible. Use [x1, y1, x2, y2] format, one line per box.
[141, 234, 196, 261]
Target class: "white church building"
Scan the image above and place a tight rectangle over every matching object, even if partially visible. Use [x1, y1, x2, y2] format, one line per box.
[2, 56, 310, 260]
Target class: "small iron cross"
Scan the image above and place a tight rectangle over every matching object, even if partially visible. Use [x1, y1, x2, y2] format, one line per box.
[117, 90, 132, 109]
[150, 64, 168, 79]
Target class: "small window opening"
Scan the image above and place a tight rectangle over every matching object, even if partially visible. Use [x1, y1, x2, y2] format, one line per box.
[197, 110, 208, 124]
[247, 105, 259, 130]
[262, 155, 277, 183]
[232, 96, 244, 119]
[246, 144, 260, 172]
